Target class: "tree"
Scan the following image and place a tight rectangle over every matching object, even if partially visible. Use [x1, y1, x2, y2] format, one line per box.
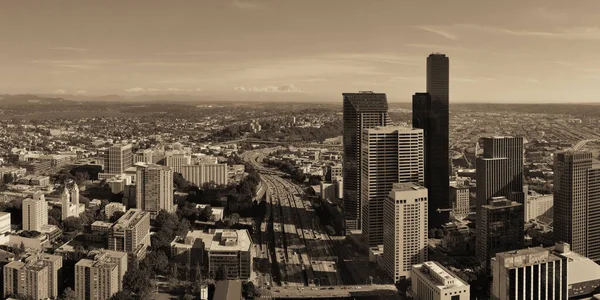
[59, 287, 77, 300]
[123, 266, 153, 298]
[75, 172, 89, 185]
[396, 278, 411, 295]
[324, 225, 336, 236]
[230, 213, 240, 224]
[109, 211, 125, 222]
[63, 217, 84, 232]
[181, 295, 195, 300]
[19, 241, 26, 252]
[142, 251, 170, 276]
[242, 281, 260, 299]
[2, 173, 14, 184]
[215, 266, 226, 280]
[177, 201, 199, 222]
[199, 206, 213, 221]
[308, 175, 322, 186]
[108, 290, 137, 300]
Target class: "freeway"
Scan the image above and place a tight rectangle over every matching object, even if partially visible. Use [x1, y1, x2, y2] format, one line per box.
[241, 148, 342, 288]
[572, 139, 598, 151]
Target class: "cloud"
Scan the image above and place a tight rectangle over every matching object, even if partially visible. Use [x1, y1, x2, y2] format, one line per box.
[153, 51, 230, 56]
[125, 87, 147, 93]
[124, 87, 202, 93]
[31, 59, 112, 69]
[551, 61, 577, 67]
[421, 24, 600, 40]
[49, 47, 89, 52]
[412, 25, 458, 40]
[232, 0, 261, 9]
[234, 84, 305, 93]
[405, 43, 475, 53]
[53, 89, 67, 94]
[527, 78, 541, 84]
[389, 76, 422, 81]
[500, 26, 600, 39]
[330, 53, 418, 65]
[531, 7, 568, 22]
[74, 90, 87, 95]
[453, 77, 495, 83]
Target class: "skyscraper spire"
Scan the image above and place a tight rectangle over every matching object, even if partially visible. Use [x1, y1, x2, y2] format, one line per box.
[71, 183, 80, 215]
[61, 186, 71, 220]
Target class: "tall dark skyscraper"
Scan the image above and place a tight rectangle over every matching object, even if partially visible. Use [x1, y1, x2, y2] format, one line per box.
[475, 136, 525, 266]
[476, 136, 525, 208]
[412, 53, 450, 229]
[342, 92, 389, 232]
[552, 151, 600, 259]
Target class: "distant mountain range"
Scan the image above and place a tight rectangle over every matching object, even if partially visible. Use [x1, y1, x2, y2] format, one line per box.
[0, 92, 331, 107]
[0, 94, 79, 107]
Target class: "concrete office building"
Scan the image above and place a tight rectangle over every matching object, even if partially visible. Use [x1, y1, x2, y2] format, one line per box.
[476, 136, 525, 265]
[477, 197, 524, 268]
[550, 242, 600, 298]
[207, 229, 252, 280]
[491, 246, 567, 300]
[106, 175, 132, 194]
[4, 260, 49, 299]
[75, 250, 127, 300]
[103, 143, 133, 175]
[108, 209, 151, 265]
[361, 126, 424, 247]
[133, 149, 153, 164]
[0, 212, 11, 234]
[450, 186, 470, 220]
[181, 163, 228, 187]
[553, 151, 600, 260]
[105, 202, 126, 220]
[342, 92, 390, 232]
[525, 194, 553, 221]
[382, 183, 428, 281]
[3, 253, 63, 300]
[411, 53, 450, 229]
[22, 192, 48, 231]
[136, 164, 174, 217]
[411, 261, 470, 300]
[476, 136, 525, 208]
[587, 167, 600, 261]
[166, 153, 192, 174]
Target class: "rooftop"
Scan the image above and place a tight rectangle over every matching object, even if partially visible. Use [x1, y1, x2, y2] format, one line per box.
[213, 280, 242, 300]
[343, 93, 388, 112]
[495, 247, 560, 269]
[551, 244, 600, 285]
[172, 230, 216, 248]
[413, 261, 467, 289]
[209, 229, 252, 252]
[391, 182, 426, 192]
[114, 209, 148, 229]
[483, 197, 521, 209]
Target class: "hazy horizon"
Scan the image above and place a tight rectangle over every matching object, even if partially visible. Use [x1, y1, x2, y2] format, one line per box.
[2, 0, 600, 103]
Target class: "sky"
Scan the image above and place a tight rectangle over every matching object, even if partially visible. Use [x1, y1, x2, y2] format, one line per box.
[1, 0, 600, 102]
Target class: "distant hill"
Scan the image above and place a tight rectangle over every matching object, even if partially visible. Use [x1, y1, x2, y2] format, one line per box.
[0, 94, 79, 107]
